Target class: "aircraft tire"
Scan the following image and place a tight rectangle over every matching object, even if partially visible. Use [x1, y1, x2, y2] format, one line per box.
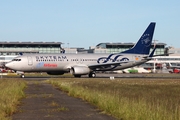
[89, 72, 96, 78]
[21, 74, 25, 78]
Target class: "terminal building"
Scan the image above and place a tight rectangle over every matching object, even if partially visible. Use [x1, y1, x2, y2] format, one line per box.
[0, 41, 167, 55]
[0, 41, 62, 55]
[72, 42, 167, 55]
[92, 42, 167, 55]
[0, 41, 63, 66]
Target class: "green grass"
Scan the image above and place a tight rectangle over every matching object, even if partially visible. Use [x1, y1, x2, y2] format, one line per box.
[0, 78, 26, 120]
[48, 78, 180, 120]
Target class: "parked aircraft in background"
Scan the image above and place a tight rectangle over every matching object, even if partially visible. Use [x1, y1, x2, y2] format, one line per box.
[5, 22, 156, 78]
[143, 56, 180, 69]
[149, 56, 180, 73]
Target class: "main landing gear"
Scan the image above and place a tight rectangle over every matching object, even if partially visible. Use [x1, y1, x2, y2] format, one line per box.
[20, 74, 25, 78]
[88, 72, 96, 78]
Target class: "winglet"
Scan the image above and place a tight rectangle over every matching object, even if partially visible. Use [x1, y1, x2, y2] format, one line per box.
[121, 22, 156, 55]
[149, 47, 156, 57]
[143, 47, 156, 60]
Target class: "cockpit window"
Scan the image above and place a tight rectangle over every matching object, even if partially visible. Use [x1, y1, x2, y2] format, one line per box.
[12, 59, 21, 61]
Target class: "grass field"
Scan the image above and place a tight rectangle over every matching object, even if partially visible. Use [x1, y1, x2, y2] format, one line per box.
[49, 78, 180, 120]
[0, 78, 26, 120]
[1, 74, 180, 120]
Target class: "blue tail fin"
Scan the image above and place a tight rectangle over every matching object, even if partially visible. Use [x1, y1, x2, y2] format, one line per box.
[121, 22, 156, 54]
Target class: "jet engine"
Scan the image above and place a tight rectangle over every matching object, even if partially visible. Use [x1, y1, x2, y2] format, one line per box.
[70, 66, 90, 76]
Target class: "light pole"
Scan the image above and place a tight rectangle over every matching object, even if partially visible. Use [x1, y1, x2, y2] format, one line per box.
[153, 40, 158, 73]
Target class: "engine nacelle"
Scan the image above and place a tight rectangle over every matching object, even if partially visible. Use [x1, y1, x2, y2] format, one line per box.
[47, 71, 65, 75]
[70, 66, 90, 75]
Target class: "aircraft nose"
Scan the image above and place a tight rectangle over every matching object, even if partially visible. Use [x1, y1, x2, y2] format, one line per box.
[5, 62, 14, 69]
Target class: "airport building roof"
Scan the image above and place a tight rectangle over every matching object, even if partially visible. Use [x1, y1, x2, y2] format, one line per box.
[0, 41, 62, 45]
[96, 42, 167, 48]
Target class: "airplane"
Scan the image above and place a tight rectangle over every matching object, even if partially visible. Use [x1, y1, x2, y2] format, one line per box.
[5, 22, 156, 78]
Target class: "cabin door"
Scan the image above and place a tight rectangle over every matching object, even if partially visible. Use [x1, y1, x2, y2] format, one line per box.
[27, 56, 33, 66]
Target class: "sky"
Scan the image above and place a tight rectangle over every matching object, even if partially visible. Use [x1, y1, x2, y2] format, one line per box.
[0, 0, 180, 49]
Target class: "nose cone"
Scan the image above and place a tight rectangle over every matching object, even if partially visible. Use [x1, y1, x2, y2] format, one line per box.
[5, 62, 14, 69]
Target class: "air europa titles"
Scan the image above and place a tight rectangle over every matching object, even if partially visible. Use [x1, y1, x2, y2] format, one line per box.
[44, 63, 57, 67]
[36, 62, 58, 68]
[36, 55, 67, 61]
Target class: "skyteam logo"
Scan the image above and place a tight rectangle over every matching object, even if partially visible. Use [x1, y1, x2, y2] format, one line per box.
[36, 62, 44, 68]
[141, 34, 151, 47]
[97, 54, 129, 64]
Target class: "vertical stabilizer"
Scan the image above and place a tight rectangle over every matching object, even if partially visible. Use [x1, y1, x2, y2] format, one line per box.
[121, 22, 156, 54]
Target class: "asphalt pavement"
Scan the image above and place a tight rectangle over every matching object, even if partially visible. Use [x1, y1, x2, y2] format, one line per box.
[12, 79, 116, 120]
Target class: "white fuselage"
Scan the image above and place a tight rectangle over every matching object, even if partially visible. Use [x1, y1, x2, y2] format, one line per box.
[6, 53, 148, 72]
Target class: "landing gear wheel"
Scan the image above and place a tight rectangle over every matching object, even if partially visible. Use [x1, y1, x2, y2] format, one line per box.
[21, 74, 25, 78]
[89, 72, 96, 78]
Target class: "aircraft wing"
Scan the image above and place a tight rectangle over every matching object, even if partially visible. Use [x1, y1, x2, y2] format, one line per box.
[88, 61, 129, 70]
